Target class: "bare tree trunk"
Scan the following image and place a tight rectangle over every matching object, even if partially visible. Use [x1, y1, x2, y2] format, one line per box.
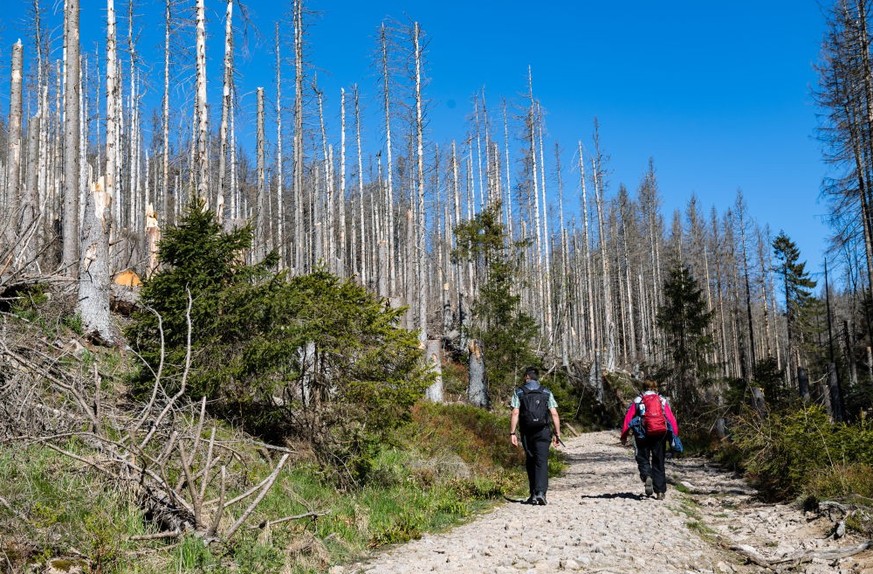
[217, 0, 233, 225]
[413, 22, 427, 346]
[274, 23, 284, 264]
[338, 87, 347, 277]
[536, 102, 553, 346]
[380, 24, 396, 297]
[292, 0, 304, 272]
[555, 144, 570, 366]
[78, 0, 117, 345]
[5, 40, 24, 248]
[736, 192, 757, 379]
[312, 81, 333, 272]
[424, 339, 443, 403]
[592, 123, 614, 370]
[578, 141, 595, 360]
[21, 114, 41, 264]
[467, 339, 489, 408]
[502, 100, 513, 240]
[63, 0, 80, 274]
[355, 85, 366, 285]
[194, 0, 209, 204]
[527, 69, 545, 331]
[256, 87, 267, 260]
[161, 0, 171, 225]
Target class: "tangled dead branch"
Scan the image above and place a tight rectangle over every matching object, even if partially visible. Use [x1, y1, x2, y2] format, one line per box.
[0, 289, 295, 544]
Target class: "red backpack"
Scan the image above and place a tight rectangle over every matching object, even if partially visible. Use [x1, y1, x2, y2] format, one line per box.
[640, 393, 668, 437]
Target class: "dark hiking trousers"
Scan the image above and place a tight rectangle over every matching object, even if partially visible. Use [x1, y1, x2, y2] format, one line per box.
[634, 433, 667, 494]
[521, 425, 552, 496]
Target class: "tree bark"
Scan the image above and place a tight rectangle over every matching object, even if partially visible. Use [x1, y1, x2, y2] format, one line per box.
[217, 0, 233, 225]
[194, 0, 209, 204]
[63, 0, 81, 274]
[413, 22, 427, 346]
[292, 0, 305, 272]
[424, 339, 443, 403]
[5, 40, 24, 249]
[256, 87, 267, 260]
[77, 0, 117, 344]
[467, 339, 489, 408]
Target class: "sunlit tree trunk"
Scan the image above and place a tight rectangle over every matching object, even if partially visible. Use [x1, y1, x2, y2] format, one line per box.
[161, 0, 171, 225]
[5, 40, 24, 248]
[592, 122, 614, 370]
[63, 0, 80, 273]
[578, 141, 595, 359]
[194, 0, 209, 204]
[413, 22, 427, 345]
[216, 0, 233, 225]
[256, 87, 267, 260]
[21, 114, 41, 264]
[78, 0, 116, 344]
[338, 87, 347, 278]
[380, 23, 396, 297]
[502, 100, 513, 240]
[274, 23, 285, 264]
[355, 86, 366, 285]
[292, 0, 305, 271]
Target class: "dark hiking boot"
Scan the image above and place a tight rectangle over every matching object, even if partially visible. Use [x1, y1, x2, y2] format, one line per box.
[656, 492, 666, 500]
[644, 476, 653, 497]
[523, 496, 536, 505]
[534, 492, 547, 506]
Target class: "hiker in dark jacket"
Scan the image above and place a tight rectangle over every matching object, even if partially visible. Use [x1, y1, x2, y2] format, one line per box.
[509, 367, 561, 505]
[620, 379, 680, 500]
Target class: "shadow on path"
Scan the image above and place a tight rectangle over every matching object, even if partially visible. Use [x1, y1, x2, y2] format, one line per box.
[578, 492, 642, 501]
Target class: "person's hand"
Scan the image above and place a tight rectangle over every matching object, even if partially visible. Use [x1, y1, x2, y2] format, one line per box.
[552, 435, 560, 447]
[510, 434, 518, 448]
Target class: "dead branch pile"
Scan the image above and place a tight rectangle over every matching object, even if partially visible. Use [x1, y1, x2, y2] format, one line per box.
[0, 290, 296, 544]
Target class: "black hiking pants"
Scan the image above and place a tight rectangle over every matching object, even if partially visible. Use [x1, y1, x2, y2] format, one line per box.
[521, 426, 552, 496]
[633, 433, 667, 494]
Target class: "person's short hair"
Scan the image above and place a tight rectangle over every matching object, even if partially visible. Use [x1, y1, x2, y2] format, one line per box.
[525, 367, 539, 380]
[644, 379, 658, 391]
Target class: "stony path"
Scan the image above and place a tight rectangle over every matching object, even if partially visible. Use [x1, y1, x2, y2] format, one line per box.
[340, 431, 873, 574]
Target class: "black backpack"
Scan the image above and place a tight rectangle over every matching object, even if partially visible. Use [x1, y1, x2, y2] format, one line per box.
[518, 385, 550, 431]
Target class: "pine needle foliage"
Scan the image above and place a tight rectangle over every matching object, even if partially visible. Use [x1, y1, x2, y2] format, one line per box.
[453, 204, 540, 400]
[656, 263, 715, 408]
[126, 201, 431, 481]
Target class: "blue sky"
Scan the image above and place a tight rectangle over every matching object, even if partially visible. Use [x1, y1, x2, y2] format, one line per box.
[1, 0, 832, 271]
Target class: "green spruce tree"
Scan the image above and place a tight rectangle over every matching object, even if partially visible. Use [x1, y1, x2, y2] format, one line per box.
[772, 230, 816, 396]
[453, 204, 539, 401]
[656, 263, 714, 407]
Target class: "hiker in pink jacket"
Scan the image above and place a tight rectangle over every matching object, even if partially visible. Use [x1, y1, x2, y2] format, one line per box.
[620, 380, 679, 500]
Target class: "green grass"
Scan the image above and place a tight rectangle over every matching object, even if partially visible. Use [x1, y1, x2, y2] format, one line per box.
[0, 400, 549, 573]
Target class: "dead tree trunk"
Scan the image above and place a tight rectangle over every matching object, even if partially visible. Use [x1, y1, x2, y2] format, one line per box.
[413, 22, 427, 346]
[256, 87, 267, 260]
[380, 23, 397, 298]
[467, 339, 489, 408]
[63, 0, 80, 273]
[217, 0, 233, 225]
[292, 0, 305, 271]
[77, 0, 118, 345]
[194, 0, 209, 203]
[5, 40, 24, 249]
[274, 23, 284, 263]
[424, 339, 443, 403]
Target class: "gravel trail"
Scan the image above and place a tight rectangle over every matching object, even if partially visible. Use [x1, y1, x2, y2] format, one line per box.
[340, 431, 873, 574]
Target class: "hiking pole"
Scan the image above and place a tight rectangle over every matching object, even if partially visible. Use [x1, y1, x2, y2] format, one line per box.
[554, 435, 566, 447]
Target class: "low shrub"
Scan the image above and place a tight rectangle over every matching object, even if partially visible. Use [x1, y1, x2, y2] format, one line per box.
[727, 404, 873, 500]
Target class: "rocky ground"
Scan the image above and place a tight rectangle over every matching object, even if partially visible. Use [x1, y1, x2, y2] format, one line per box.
[339, 431, 873, 574]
